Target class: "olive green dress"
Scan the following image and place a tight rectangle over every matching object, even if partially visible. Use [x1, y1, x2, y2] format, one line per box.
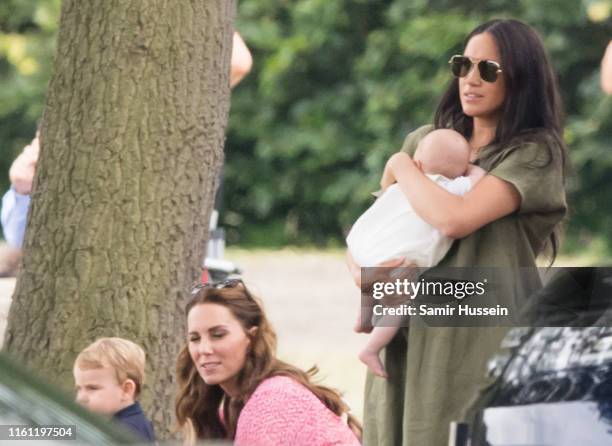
[362, 125, 567, 446]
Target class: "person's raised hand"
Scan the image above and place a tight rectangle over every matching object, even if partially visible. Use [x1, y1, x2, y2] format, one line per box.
[9, 136, 39, 195]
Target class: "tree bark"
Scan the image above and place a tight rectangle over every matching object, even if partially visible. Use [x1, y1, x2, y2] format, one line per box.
[4, 0, 235, 437]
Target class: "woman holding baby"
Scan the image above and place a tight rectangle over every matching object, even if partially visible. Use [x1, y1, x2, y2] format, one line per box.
[348, 19, 569, 446]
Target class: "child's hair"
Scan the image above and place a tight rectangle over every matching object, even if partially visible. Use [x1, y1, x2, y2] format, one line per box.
[75, 337, 146, 398]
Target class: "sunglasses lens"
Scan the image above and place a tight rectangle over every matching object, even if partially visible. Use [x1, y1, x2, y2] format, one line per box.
[191, 278, 243, 294]
[479, 60, 500, 82]
[221, 279, 242, 289]
[450, 56, 472, 78]
[450, 56, 500, 83]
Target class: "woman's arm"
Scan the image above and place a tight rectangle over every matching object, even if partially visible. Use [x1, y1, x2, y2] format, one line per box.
[465, 164, 487, 185]
[379, 161, 397, 191]
[387, 152, 520, 239]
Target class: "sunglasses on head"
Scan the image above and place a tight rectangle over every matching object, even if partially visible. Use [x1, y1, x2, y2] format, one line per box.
[191, 278, 258, 304]
[191, 278, 244, 295]
[448, 55, 503, 83]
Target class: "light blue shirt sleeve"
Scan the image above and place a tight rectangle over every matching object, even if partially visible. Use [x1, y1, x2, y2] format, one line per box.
[1, 187, 30, 248]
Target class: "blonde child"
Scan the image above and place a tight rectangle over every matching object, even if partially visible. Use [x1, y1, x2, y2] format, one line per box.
[73, 337, 155, 442]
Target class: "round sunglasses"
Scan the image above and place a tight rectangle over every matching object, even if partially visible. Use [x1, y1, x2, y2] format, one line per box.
[448, 55, 503, 83]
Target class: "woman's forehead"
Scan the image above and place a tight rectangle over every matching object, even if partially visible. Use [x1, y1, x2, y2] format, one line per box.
[464, 33, 501, 62]
[188, 303, 239, 329]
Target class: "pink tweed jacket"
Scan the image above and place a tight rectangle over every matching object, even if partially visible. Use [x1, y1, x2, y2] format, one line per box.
[234, 375, 361, 446]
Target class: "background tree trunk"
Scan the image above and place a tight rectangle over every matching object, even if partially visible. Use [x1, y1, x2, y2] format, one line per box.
[3, 0, 235, 437]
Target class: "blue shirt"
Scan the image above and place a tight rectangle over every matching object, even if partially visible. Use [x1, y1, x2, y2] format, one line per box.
[112, 401, 156, 443]
[1, 187, 30, 248]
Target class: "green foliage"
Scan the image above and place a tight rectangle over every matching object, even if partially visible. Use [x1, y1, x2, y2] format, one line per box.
[0, 0, 60, 192]
[0, 0, 611, 253]
[226, 0, 612, 249]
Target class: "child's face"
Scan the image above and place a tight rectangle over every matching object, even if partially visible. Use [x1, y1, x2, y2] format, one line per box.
[74, 366, 133, 416]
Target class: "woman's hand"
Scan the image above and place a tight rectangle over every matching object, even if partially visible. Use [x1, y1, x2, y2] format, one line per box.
[346, 250, 414, 289]
[381, 152, 417, 191]
[361, 258, 417, 295]
[388, 151, 415, 173]
[380, 163, 396, 191]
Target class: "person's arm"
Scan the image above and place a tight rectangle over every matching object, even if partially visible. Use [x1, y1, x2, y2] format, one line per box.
[370, 125, 433, 198]
[1, 136, 38, 248]
[379, 159, 397, 191]
[230, 32, 253, 88]
[465, 164, 487, 186]
[385, 152, 520, 239]
[602, 40, 612, 94]
[9, 136, 39, 195]
[1, 187, 30, 248]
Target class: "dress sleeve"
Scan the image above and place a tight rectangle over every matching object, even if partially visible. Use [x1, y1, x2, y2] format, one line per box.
[487, 141, 567, 215]
[372, 125, 434, 198]
[400, 124, 434, 156]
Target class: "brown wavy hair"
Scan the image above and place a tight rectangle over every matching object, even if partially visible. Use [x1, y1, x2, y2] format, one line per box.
[174, 281, 362, 443]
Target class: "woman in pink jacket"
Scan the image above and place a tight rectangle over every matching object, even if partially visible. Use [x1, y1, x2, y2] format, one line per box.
[175, 279, 361, 446]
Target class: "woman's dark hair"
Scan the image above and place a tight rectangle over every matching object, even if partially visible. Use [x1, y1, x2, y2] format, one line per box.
[174, 283, 362, 443]
[434, 19, 569, 261]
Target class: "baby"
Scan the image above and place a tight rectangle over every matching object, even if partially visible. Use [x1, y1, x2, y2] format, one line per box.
[73, 337, 156, 442]
[346, 129, 486, 378]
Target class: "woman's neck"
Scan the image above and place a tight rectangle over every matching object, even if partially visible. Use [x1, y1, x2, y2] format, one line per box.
[469, 117, 498, 155]
[221, 380, 239, 399]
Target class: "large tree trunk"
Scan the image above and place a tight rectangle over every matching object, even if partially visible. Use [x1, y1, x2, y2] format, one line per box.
[4, 0, 235, 437]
